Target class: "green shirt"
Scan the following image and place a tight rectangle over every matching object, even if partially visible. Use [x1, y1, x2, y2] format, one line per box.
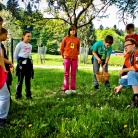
[91, 40, 112, 59]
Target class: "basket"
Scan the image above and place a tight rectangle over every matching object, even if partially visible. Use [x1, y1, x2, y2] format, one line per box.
[96, 72, 110, 82]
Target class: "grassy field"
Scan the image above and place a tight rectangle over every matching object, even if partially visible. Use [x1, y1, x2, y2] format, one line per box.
[0, 66, 138, 137]
[30, 53, 124, 67]
[1, 54, 136, 137]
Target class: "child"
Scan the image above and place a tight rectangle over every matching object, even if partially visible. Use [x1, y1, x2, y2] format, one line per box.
[91, 35, 113, 91]
[125, 24, 138, 42]
[0, 16, 13, 103]
[0, 27, 10, 128]
[14, 30, 34, 100]
[60, 25, 80, 94]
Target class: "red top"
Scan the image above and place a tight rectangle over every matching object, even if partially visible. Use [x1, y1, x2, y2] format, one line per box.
[125, 34, 138, 43]
[0, 66, 7, 89]
[60, 36, 80, 59]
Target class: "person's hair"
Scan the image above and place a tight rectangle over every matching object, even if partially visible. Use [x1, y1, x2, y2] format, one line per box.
[68, 25, 77, 37]
[0, 28, 7, 35]
[22, 30, 31, 41]
[104, 35, 113, 44]
[125, 38, 138, 48]
[0, 16, 3, 22]
[126, 23, 135, 31]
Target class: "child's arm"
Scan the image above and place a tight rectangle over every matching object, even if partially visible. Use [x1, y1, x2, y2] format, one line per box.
[14, 43, 21, 60]
[1, 48, 13, 67]
[92, 51, 102, 64]
[0, 52, 7, 72]
[60, 37, 66, 59]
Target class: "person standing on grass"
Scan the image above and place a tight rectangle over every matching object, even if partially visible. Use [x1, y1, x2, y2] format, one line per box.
[14, 30, 34, 100]
[60, 25, 80, 94]
[114, 38, 138, 108]
[0, 17, 13, 97]
[0, 28, 10, 129]
[91, 35, 113, 91]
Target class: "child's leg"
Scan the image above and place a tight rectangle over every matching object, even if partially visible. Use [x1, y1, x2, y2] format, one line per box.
[70, 59, 78, 90]
[24, 65, 32, 98]
[103, 63, 110, 87]
[93, 58, 100, 86]
[16, 67, 25, 99]
[63, 58, 71, 91]
[0, 83, 10, 119]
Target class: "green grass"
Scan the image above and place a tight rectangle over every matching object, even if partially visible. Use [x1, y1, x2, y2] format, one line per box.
[31, 53, 124, 67]
[1, 68, 138, 138]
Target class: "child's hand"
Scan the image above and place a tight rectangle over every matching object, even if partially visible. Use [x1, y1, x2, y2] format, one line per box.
[9, 62, 13, 68]
[4, 69, 8, 73]
[98, 59, 102, 64]
[102, 64, 106, 71]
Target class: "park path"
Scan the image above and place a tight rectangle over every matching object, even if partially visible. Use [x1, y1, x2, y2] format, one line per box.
[33, 65, 122, 70]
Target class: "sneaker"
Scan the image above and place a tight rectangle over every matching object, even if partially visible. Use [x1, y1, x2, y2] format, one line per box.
[94, 85, 100, 91]
[105, 85, 111, 90]
[0, 119, 9, 129]
[65, 90, 71, 94]
[127, 96, 138, 108]
[72, 90, 76, 93]
[26, 96, 33, 100]
[15, 96, 22, 100]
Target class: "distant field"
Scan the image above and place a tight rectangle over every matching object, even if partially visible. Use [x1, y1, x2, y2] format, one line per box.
[31, 53, 125, 67]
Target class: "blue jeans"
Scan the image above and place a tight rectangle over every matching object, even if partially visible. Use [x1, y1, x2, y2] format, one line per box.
[119, 71, 138, 88]
[0, 83, 10, 119]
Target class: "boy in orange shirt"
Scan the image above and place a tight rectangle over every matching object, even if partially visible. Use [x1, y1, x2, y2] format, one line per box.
[60, 25, 80, 94]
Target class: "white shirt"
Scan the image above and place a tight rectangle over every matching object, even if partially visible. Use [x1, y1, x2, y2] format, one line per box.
[14, 41, 32, 64]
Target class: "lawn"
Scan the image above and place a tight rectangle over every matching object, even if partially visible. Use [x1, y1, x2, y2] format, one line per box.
[31, 53, 124, 67]
[1, 67, 138, 138]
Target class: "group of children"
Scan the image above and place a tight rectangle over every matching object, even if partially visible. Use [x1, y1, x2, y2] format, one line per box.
[0, 16, 33, 128]
[60, 24, 138, 108]
[1, 15, 138, 128]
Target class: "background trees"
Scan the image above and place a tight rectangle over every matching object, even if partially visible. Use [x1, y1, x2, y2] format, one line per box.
[0, 0, 137, 54]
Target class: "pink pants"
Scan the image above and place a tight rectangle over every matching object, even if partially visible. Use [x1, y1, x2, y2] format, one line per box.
[63, 58, 78, 91]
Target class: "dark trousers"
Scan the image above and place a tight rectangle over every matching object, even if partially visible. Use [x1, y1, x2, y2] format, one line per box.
[16, 64, 31, 98]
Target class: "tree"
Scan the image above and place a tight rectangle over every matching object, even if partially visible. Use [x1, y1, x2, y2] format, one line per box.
[0, 2, 6, 10]
[96, 28, 124, 51]
[99, 25, 104, 30]
[45, 0, 113, 29]
[6, 0, 20, 19]
[110, 0, 138, 24]
[78, 23, 96, 63]
[113, 24, 124, 36]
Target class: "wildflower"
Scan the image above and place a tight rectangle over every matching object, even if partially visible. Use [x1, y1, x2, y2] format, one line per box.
[28, 124, 32, 127]
[124, 124, 127, 128]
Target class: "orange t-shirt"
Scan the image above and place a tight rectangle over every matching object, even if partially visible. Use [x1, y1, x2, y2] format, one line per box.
[124, 49, 138, 71]
[60, 36, 80, 59]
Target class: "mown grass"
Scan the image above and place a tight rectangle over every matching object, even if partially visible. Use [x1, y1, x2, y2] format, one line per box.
[31, 53, 124, 67]
[1, 68, 138, 138]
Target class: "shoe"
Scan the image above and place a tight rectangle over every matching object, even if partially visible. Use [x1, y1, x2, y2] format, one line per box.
[65, 90, 71, 94]
[0, 119, 10, 129]
[105, 85, 111, 90]
[94, 85, 100, 91]
[15, 96, 22, 100]
[127, 96, 138, 108]
[127, 101, 138, 108]
[72, 90, 76, 93]
[26, 96, 33, 100]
